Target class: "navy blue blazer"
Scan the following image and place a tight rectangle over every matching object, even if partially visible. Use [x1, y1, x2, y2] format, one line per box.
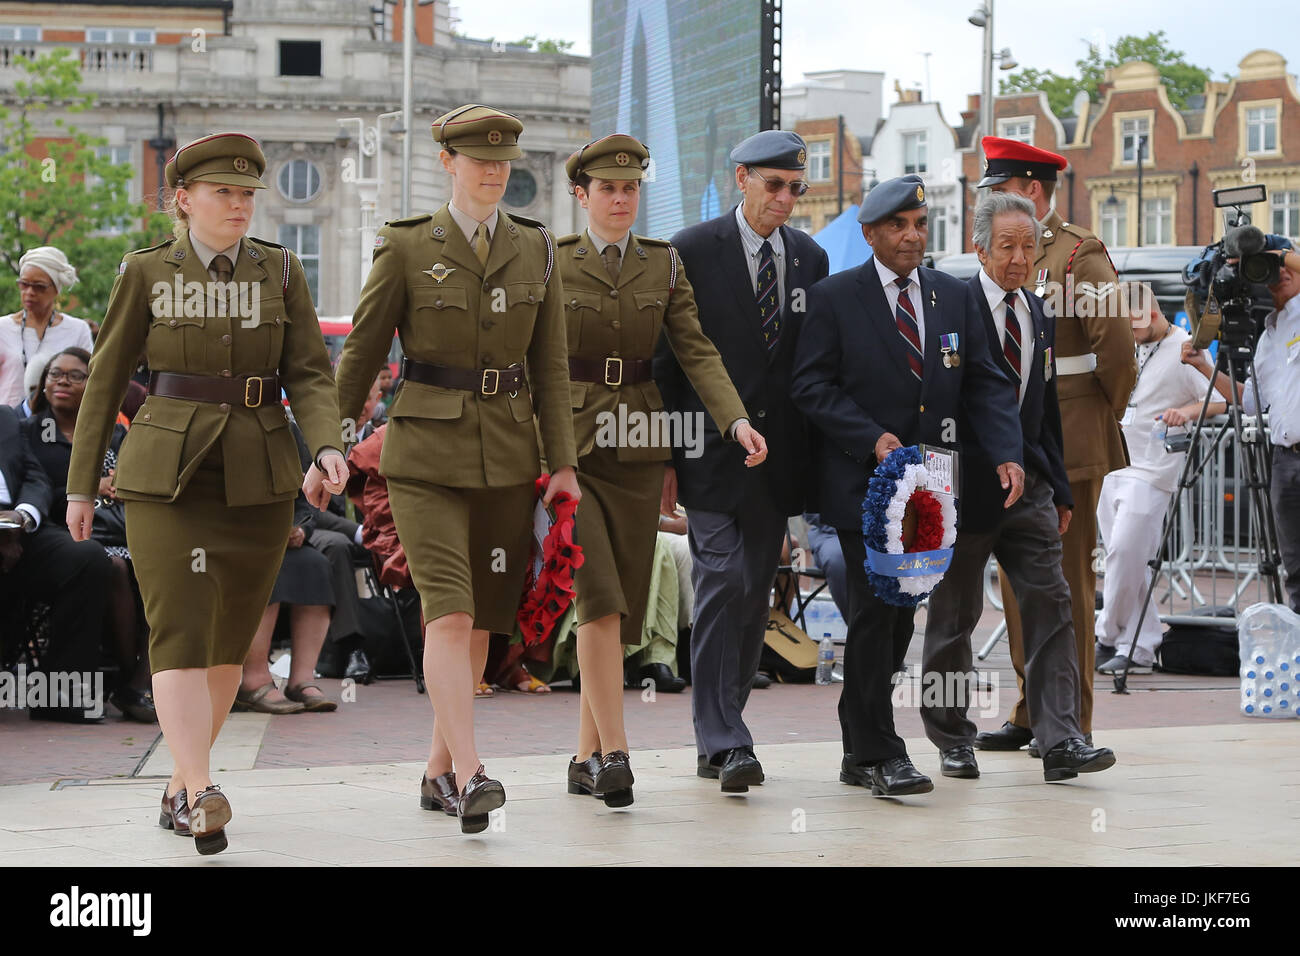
[0, 404, 51, 519]
[654, 208, 829, 515]
[789, 259, 1023, 531]
[958, 273, 1072, 533]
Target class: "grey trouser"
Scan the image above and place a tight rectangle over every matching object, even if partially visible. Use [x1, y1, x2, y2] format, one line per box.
[1272, 445, 1300, 613]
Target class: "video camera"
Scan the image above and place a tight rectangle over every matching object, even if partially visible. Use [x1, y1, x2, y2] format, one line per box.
[1183, 184, 1285, 348]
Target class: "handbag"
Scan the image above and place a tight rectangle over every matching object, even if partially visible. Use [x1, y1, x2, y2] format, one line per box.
[90, 495, 128, 549]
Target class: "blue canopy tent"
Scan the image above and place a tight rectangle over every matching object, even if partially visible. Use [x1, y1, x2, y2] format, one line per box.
[811, 204, 872, 274]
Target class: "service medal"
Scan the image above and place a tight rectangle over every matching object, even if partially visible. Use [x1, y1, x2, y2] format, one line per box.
[1034, 268, 1048, 297]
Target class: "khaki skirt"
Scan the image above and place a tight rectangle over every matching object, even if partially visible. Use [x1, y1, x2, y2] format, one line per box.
[387, 476, 536, 634]
[572, 446, 665, 644]
[126, 459, 293, 674]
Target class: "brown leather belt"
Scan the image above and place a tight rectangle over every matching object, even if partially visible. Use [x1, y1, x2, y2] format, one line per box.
[568, 356, 652, 387]
[401, 357, 524, 396]
[148, 371, 280, 408]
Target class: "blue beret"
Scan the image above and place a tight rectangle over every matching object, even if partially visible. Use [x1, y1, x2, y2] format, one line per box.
[858, 174, 928, 225]
[729, 130, 808, 170]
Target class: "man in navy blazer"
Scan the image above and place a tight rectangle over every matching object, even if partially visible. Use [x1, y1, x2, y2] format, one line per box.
[790, 174, 1024, 796]
[921, 191, 1116, 783]
[655, 130, 829, 792]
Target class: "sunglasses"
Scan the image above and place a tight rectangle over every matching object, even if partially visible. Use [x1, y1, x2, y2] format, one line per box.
[17, 280, 54, 294]
[747, 169, 810, 197]
[47, 369, 88, 384]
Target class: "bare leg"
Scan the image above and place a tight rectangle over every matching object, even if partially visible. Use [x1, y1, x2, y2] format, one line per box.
[428, 626, 489, 777]
[576, 614, 628, 755]
[153, 668, 215, 804]
[288, 604, 331, 698]
[423, 612, 489, 778]
[238, 605, 297, 704]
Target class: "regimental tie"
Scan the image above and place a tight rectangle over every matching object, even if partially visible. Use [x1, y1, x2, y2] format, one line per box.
[210, 254, 234, 284]
[755, 239, 780, 351]
[472, 222, 490, 268]
[602, 244, 621, 284]
[894, 276, 923, 382]
[1002, 291, 1022, 395]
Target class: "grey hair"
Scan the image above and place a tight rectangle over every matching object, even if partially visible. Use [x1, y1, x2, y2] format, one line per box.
[972, 191, 1042, 252]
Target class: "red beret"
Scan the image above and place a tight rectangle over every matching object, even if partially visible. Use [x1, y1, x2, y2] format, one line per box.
[977, 136, 1068, 187]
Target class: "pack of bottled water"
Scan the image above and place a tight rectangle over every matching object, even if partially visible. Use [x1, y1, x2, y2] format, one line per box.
[1238, 603, 1300, 718]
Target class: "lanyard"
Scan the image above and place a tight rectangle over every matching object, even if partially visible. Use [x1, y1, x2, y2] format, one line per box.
[1134, 334, 1165, 391]
[19, 308, 57, 367]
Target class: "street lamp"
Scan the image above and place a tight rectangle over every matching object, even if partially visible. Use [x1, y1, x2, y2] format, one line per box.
[969, 3, 1017, 166]
[337, 109, 405, 282]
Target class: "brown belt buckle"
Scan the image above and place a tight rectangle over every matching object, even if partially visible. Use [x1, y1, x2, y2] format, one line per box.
[604, 357, 623, 387]
[244, 377, 264, 408]
[481, 368, 500, 396]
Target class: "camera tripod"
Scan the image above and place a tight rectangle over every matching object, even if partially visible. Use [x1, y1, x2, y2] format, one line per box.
[1110, 333, 1284, 693]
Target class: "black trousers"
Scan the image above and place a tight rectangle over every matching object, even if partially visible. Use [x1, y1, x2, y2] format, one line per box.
[836, 529, 916, 764]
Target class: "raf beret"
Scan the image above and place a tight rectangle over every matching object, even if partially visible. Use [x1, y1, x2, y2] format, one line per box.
[565, 134, 650, 183]
[432, 103, 524, 160]
[729, 129, 808, 170]
[977, 136, 1068, 188]
[165, 132, 267, 189]
[858, 174, 928, 225]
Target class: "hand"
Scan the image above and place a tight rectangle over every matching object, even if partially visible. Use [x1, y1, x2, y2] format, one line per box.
[97, 470, 117, 500]
[318, 452, 348, 495]
[659, 513, 687, 535]
[875, 432, 902, 464]
[734, 422, 768, 467]
[1180, 339, 1211, 373]
[66, 501, 95, 542]
[1162, 405, 1195, 428]
[1056, 505, 1072, 536]
[302, 465, 330, 510]
[661, 465, 678, 517]
[0, 528, 21, 574]
[997, 462, 1025, 509]
[543, 465, 581, 509]
[288, 526, 306, 549]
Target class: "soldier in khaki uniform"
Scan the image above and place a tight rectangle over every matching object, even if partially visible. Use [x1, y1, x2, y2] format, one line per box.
[66, 133, 346, 855]
[325, 105, 579, 834]
[974, 137, 1137, 751]
[557, 135, 766, 808]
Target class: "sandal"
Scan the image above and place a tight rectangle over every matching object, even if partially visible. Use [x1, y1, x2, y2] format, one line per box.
[500, 664, 551, 694]
[474, 681, 494, 698]
[285, 682, 338, 713]
[233, 682, 305, 714]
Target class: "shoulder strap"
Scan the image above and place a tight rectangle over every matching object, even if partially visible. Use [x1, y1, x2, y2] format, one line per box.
[1065, 236, 1118, 278]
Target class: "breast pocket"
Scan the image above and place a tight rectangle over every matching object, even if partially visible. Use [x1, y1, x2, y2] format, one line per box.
[237, 291, 288, 371]
[564, 289, 604, 353]
[504, 281, 546, 350]
[633, 289, 670, 354]
[413, 285, 474, 355]
[148, 304, 205, 369]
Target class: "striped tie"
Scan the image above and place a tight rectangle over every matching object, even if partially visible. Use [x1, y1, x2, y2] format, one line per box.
[755, 240, 781, 351]
[1002, 291, 1022, 395]
[894, 276, 923, 382]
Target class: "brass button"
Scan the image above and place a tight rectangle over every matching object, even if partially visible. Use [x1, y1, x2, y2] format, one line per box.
[143, 413, 151, 422]
[481, 319, 495, 330]
[221, 369, 232, 378]
[483, 282, 491, 292]
[219, 402, 231, 412]
[611, 320, 621, 330]
[570, 298, 579, 307]
[481, 355, 493, 365]
[435, 298, 444, 307]
[610, 350, 620, 358]
[527, 293, 536, 303]
[274, 317, 282, 325]
[221, 334, 232, 345]
[919, 404, 926, 412]
[609, 289, 619, 299]
[656, 299, 663, 307]
[168, 319, 177, 328]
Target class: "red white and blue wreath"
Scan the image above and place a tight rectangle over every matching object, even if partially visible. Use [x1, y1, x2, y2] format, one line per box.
[862, 445, 957, 607]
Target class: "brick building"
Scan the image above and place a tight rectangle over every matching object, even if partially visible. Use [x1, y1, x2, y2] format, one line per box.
[791, 115, 864, 234]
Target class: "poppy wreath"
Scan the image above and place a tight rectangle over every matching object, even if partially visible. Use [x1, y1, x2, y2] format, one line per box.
[861, 445, 957, 607]
[516, 472, 585, 646]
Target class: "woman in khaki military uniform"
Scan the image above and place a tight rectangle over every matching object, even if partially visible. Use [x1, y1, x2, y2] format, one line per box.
[559, 135, 767, 807]
[321, 105, 580, 834]
[67, 133, 346, 855]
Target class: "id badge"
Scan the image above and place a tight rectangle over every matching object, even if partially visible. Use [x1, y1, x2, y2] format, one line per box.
[1120, 404, 1137, 427]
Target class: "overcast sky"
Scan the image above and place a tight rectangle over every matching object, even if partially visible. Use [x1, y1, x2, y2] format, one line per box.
[452, 0, 1297, 127]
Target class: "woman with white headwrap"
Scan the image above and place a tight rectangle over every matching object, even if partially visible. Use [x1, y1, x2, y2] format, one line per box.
[1, 246, 95, 406]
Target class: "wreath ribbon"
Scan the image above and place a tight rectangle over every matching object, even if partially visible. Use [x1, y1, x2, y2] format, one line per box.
[862, 446, 957, 607]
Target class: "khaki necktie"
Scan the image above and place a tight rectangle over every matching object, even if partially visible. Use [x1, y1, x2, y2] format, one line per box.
[210, 254, 234, 283]
[602, 244, 622, 283]
[473, 222, 490, 268]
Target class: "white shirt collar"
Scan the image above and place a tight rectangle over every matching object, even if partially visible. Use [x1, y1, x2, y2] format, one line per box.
[978, 267, 1021, 316]
[585, 224, 630, 260]
[874, 256, 919, 291]
[448, 202, 499, 245]
[735, 203, 784, 258]
[188, 232, 242, 271]
[1267, 293, 1300, 330]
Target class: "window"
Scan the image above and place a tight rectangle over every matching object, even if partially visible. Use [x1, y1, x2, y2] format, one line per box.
[278, 224, 321, 305]
[0, 26, 40, 41]
[279, 40, 322, 77]
[86, 28, 155, 44]
[788, 215, 813, 234]
[1141, 197, 1172, 246]
[277, 159, 322, 202]
[903, 131, 927, 175]
[89, 145, 134, 234]
[926, 206, 947, 253]
[1100, 199, 1128, 248]
[998, 118, 1033, 143]
[1246, 106, 1278, 155]
[1121, 117, 1150, 164]
[807, 140, 831, 182]
[1273, 190, 1300, 240]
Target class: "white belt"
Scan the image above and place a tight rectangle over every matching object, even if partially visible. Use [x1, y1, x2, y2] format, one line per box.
[1056, 353, 1098, 376]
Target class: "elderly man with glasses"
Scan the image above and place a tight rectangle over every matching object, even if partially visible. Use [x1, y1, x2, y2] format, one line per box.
[654, 130, 828, 793]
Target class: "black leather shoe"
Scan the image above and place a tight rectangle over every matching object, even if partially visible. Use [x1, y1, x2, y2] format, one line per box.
[344, 649, 373, 685]
[751, 672, 771, 689]
[457, 765, 506, 834]
[637, 663, 686, 694]
[974, 721, 1032, 751]
[1028, 732, 1090, 758]
[567, 752, 603, 796]
[111, 687, 158, 723]
[939, 745, 980, 778]
[870, 756, 934, 796]
[839, 755, 875, 788]
[29, 706, 103, 724]
[595, 750, 635, 808]
[1042, 737, 1116, 782]
[697, 753, 721, 779]
[718, 747, 764, 793]
[419, 771, 459, 815]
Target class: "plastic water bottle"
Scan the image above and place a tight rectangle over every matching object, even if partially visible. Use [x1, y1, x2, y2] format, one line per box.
[1150, 417, 1167, 443]
[816, 634, 835, 686]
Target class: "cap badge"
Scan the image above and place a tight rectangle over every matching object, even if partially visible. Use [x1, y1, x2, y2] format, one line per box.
[233, 157, 249, 173]
[916, 186, 924, 201]
[487, 130, 503, 145]
[1026, 168, 1033, 176]
[424, 262, 455, 283]
[796, 148, 806, 165]
[615, 151, 630, 166]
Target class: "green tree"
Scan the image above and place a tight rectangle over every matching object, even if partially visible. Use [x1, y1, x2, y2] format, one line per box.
[506, 34, 575, 54]
[0, 49, 171, 322]
[1000, 30, 1212, 117]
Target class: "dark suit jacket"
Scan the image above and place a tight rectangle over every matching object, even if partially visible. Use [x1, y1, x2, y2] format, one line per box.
[790, 260, 1023, 531]
[0, 404, 51, 519]
[959, 273, 1073, 533]
[654, 208, 829, 515]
